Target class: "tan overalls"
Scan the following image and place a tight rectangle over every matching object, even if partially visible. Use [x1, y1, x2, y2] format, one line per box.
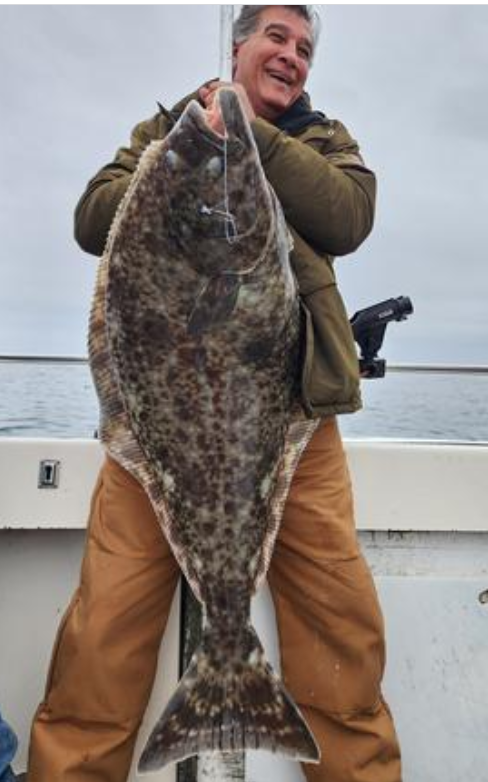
[27, 418, 402, 782]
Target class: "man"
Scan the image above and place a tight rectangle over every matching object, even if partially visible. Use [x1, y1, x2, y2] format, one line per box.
[27, 6, 402, 782]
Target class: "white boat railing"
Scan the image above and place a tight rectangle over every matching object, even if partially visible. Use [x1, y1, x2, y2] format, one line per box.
[2, 354, 488, 374]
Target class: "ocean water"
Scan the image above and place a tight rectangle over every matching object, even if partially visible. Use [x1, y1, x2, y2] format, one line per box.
[0, 361, 487, 443]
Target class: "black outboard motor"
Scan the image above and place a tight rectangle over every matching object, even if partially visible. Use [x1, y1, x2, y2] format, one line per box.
[350, 296, 413, 378]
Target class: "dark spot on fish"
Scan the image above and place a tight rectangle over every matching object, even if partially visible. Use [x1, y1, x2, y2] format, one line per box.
[173, 396, 194, 419]
[235, 474, 258, 499]
[173, 133, 214, 169]
[242, 436, 258, 455]
[139, 231, 158, 257]
[179, 468, 206, 498]
[174, 427, 189, 444]
[177, 345, 203, 367]
[225, 138, 247, 161]
[166, 366, 179, 386]
[223, 500, 236, 516]
[229, 188, 245, 206]
[193, 346, 208, 371]
[196, 433, 207, 450]
[140, 311, 173, 345]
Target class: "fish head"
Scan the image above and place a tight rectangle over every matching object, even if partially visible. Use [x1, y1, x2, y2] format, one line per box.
[159, 87, 274, 277]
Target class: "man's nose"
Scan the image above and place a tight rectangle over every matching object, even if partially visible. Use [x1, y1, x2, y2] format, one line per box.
[277, 43, 299, 69]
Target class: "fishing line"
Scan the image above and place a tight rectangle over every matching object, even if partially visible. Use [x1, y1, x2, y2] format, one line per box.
[221, 132, 239, 244]
[199, 133, 239, 245]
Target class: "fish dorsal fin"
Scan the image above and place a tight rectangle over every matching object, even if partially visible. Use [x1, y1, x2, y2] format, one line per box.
[187, 274, 241, 336]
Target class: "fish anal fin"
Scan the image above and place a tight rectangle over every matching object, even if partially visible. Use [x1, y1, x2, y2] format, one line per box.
[187, 275, 240, 336]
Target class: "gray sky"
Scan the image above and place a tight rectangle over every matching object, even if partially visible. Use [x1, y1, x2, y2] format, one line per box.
[1, 4, 487, 364]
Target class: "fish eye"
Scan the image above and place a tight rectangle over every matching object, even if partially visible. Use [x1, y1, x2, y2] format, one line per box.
[205, 156, 224, 179]
[165, 150, 181, 171]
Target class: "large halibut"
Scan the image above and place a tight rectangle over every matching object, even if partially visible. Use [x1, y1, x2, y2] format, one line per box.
[88, 88, 320, 772]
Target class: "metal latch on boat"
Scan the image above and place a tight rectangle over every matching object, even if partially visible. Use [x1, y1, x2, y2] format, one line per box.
[38, 459, 60, 489]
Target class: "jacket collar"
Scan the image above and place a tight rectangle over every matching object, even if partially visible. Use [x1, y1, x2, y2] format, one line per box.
[159, 84, 327, 137]
[275, 92, 327, 136]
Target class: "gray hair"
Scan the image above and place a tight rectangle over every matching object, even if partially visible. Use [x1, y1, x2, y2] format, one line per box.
[233, 5, 321, 59]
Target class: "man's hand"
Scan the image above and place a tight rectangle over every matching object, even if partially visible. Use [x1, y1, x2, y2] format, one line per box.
[199, 81, 256, 136]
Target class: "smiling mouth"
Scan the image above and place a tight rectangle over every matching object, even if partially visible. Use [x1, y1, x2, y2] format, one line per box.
[266, 71, 294, 88]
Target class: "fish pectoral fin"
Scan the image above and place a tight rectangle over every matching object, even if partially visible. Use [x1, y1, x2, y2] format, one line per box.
[187, 275, 241, 335]
[137, 624, 320, 772]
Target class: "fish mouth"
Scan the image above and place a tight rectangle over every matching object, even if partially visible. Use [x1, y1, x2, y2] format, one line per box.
[187, 89, 253, 152]
[186, 100, 228, 149]
[217, 87, 254, 147]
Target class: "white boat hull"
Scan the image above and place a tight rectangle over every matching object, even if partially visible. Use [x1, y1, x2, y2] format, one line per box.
[1, 437, 487, 780]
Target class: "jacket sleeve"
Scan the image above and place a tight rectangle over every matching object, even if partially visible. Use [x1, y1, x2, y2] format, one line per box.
[251, 117, 376, 257]
[74, 113, 164, 257]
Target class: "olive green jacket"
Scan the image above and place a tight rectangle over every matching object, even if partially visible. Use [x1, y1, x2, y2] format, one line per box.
[75, 90, 376, 418]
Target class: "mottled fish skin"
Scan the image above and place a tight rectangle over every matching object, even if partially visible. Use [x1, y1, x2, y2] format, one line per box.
[89, 89, 320, 771]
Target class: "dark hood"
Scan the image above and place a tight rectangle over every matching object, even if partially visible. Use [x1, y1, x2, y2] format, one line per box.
[275, 92, 327, 136]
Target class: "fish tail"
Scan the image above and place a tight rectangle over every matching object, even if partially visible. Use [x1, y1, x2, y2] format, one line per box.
[138, 624, 320, 772]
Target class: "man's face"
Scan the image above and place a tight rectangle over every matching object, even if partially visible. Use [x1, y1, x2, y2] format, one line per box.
[233, 6, 313, 122]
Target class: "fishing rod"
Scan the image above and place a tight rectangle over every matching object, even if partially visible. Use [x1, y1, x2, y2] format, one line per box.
[219, 5, 234, 82]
